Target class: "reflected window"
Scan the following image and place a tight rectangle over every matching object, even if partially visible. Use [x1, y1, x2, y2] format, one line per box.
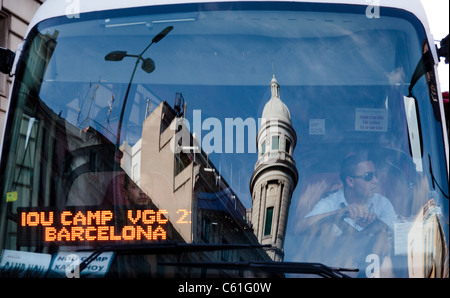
[264, 207, 274, 236]
[285, 138, 291, 154]
[221, 238, 229, 261]
[271, 136, 279, 150]
[201, 217, 210, 243]
[174, 151, 191, 176]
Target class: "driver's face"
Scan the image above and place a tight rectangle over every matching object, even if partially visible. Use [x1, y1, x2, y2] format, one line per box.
[351, 161, 378, 200]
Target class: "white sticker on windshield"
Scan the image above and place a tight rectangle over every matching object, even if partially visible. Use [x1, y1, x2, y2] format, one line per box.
[0, 250, 51, 278]
[309, 119, 325, 135]
[355, 108, 388, 132]
[49, 251, 114, 278]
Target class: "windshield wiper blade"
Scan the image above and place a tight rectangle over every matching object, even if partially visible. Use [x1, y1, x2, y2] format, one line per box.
[75, 242, 270, 273]
[160, 260, 358, 278]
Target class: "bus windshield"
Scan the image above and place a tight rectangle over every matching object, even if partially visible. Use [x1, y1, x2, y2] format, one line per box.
[0, 2, 448, 278]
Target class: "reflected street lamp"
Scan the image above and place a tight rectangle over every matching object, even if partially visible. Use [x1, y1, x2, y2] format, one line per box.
[105, 26, 173, 152]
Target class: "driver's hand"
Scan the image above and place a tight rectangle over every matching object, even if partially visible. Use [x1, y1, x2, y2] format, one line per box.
[344, 204, 376, 227]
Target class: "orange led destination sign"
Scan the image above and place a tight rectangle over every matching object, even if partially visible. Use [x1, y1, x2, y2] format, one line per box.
[17, 207, 174, 246]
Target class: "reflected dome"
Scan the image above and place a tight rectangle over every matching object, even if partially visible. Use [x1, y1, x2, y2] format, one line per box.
[262, 76, 292, 124]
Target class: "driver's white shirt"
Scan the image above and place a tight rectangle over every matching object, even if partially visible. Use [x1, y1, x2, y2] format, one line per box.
[305, 189, 397, 232]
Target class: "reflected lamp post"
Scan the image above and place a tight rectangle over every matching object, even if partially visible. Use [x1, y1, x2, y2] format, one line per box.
[105, 26, 173, 152]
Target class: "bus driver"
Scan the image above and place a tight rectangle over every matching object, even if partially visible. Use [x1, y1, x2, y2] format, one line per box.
[300, 152, 398, 276]
[303, 152, 397, 232]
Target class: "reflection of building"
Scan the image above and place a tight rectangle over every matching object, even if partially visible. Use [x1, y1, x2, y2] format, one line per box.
[121, 99, 271, 272]
[250, 76, 298, 261]
[10, 92, 270, 276]
[1, 0, 45, 147]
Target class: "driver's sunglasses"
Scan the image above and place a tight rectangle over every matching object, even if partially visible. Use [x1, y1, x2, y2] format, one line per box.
[350, 171, 377, 182]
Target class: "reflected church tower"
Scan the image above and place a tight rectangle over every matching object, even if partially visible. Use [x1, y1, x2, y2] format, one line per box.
[250, 75, 298, 261]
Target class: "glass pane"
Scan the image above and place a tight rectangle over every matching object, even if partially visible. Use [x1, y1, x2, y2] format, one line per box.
[0, 2, 447, 278]
[264, 207, 274, 236]
[271, 136, 279, 150]
[285, 139, 291, 153]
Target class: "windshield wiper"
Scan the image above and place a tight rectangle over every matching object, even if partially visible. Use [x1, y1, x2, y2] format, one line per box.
[160, 260, 358, 278]
[75, 242, 270, 274]
[75, 243, 357, 277]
